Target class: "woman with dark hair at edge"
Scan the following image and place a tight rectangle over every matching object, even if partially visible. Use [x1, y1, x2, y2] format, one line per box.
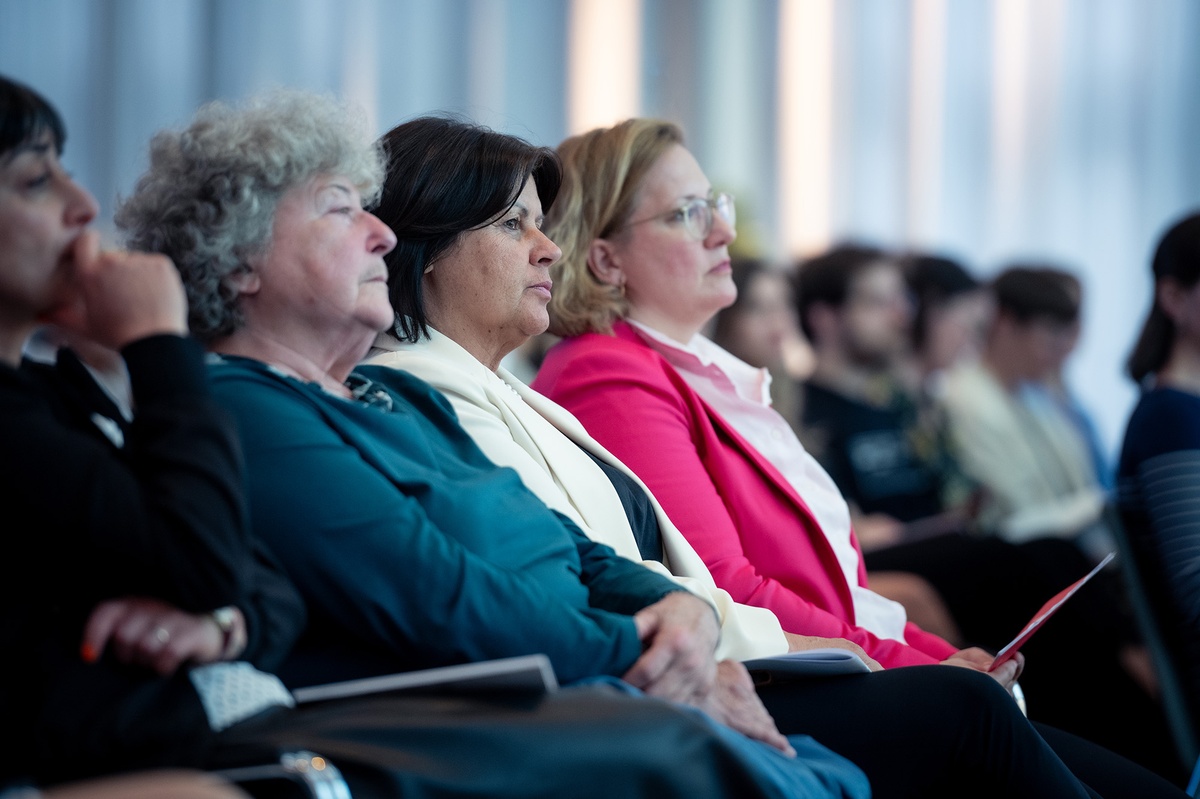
[1118, 210, 1200, 769]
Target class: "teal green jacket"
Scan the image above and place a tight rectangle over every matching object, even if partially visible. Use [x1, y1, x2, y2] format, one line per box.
[209, 356, 682, 686]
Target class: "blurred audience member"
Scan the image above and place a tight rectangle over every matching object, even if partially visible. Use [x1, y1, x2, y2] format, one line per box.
[796, 243, 965, 545]
[1119, 210, 1200, 732]
[1020, 270, 1114, 492]
[900, 251, 993, 398]
[710, 257, 810, 426]
[792, 243, 1174, 776]
[942, 265, 1111, 555]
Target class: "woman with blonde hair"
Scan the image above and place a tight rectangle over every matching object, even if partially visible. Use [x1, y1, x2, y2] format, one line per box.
[537, 118, 959, 670]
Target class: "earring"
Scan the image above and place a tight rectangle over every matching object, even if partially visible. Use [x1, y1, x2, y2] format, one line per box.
[423, 264, 434, 274]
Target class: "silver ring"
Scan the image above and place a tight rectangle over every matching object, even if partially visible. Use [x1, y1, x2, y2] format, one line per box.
[154, 626, 170, 644]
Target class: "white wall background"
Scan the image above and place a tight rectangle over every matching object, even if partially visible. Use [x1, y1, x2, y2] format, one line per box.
[4, 0, 1199, 467]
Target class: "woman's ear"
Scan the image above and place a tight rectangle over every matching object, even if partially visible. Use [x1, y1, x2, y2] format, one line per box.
[226, 264, 262, 297]
[587, 238, 624, 288]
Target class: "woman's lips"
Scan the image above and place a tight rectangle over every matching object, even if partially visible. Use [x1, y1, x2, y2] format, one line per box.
[529, 281, 553, 299]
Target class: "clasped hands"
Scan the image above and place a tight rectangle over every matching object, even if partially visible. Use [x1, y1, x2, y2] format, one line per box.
[622, 591, 795, 757]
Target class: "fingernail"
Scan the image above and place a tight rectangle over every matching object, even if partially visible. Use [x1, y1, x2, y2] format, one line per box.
[80, 643, 98, 663]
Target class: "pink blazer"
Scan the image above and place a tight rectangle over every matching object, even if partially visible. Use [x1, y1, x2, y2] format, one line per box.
[533, 322, 956, 669]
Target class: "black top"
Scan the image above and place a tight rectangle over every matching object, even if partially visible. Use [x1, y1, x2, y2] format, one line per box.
[0, 336, 304, 785]
[583, 449, 665, 562]
[1117, 386, 1200, 722]
[800, 380, 948, 522]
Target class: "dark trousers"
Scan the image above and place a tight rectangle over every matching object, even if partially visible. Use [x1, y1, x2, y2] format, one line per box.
[757, 664, 1187, 799]
[866, 533, 1182, 783]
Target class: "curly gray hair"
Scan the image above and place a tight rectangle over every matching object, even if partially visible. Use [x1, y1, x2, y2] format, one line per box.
[115, 89, 385, 342]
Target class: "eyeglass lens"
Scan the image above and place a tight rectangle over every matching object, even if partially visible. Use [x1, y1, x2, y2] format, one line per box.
[684, 194, 736, 239]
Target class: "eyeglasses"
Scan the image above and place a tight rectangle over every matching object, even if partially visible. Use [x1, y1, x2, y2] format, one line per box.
[620, 192, 736, 241]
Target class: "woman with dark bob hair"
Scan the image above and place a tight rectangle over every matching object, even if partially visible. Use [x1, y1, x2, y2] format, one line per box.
[359, 114, 1190, 799]
[1118, 210, 1200, 751]
[116, 92, 877, 799]
[367, 118, 801, 663]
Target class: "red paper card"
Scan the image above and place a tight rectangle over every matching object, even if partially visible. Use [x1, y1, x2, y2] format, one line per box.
[988, 551, 1115, 672]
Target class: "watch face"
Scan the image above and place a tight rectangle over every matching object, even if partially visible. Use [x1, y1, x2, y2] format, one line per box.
[211, 606, 237, 632]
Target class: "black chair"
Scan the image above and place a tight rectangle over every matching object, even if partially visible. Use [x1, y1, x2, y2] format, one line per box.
[1107, 503, 1200, 794]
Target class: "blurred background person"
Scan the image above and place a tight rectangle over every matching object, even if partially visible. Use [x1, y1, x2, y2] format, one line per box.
[899, 251, 993, 401]
[1120, 210, 1200, 747]
[1020, 269, 1114, 493]
[790, 242, 1169, 769]
[710, 257, 811, 431]
[796, 243, 964, 546]
[941, 265, 1113, 556]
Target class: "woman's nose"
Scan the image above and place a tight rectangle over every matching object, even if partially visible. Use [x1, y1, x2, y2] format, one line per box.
[367, 212, 398, 255]
[535, 228, 562, 265]
[65, 177, 99, 227]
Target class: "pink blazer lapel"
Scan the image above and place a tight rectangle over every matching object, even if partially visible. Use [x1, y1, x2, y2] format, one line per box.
[611, 323, 855, 599]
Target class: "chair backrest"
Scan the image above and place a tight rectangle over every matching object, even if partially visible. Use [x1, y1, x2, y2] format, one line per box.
[1106, 502, 1199, 784]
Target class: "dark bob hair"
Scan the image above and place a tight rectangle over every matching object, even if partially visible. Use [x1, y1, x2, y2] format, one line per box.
[0, 75, 66, 161]
[372, 116, 562, 343]
[1127, 212, 1200, 384]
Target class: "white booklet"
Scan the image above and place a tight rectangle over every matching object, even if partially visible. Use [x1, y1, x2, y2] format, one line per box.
[742, 647, 872, 677]
[292, 653, 559, 704]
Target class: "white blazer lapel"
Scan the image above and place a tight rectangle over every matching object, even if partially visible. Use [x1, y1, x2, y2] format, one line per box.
[490, 367, 642, 558]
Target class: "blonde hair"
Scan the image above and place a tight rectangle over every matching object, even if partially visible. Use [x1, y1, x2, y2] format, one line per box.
[545, 118, 683, 338]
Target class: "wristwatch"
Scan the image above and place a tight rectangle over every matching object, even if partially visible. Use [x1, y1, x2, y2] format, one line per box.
[208, 606, 244, 659]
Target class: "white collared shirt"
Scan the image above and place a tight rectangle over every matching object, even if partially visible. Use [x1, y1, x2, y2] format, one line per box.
[627, 320, 909, 642]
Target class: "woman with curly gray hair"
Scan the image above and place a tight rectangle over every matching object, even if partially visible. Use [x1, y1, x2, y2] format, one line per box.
[117, 90, 386, 345]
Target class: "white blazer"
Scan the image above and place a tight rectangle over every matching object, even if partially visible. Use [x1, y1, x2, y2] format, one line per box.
[364, 328, 789, 661]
